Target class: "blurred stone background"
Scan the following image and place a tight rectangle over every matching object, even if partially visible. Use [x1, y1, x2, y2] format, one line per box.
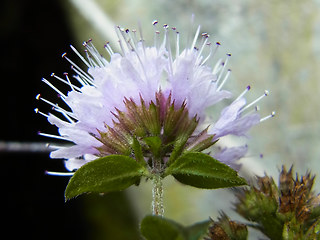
[2, 0, 320, 239]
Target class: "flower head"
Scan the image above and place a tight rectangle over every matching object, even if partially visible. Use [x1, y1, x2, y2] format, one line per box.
[36, 20, 273, 175]
[235, 166, 320, 239]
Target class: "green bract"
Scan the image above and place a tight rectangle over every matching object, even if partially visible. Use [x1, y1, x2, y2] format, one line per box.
[65, 155, 149, 201]
[165, 152, 247, 189]
[65, 151, 246, 200]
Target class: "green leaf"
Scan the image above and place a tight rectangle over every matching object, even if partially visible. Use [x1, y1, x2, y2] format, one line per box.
[185, 220, 211, 240]
[140, 215, 186, 240]
[165, 152, 247, 189]
[65, 155, 148, 201]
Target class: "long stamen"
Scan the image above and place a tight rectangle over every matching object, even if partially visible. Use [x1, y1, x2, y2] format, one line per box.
[197, 33, 209, 61]
[34, 108, 48, 118]
[53, 108, 75, 123]
[125, 28, 138, 51]
[175, 31, 180, 59]
[216, 53, 231, 85]
[70, 45, 91, 68]
[118, 28, 135, 52]
[104, 41, 114, 57]
[41, 78, 66, 99]
[38, 132, 71, 141]
[260, 111, 276, 122]
[152, 20, 159, 50]
[36, 94, 76, 120]
[115, 27, 126, 56]
[212, 58, 223, 76]
[63, 73, 75, 91]
[50, 73, 81, 91]
[62, 54, 94, 83]
[84, 40, 105, 67]
[235, 85, 251, 102]
[191, 25, 201, 50]
[201, 42, 213, 66]
[164, 24, 173, 76]
[71, 67, 95, 86]
[240, 90, 269, 113]
[217, 69, 231, 91]
[45, 171, 74, 176]
[138, 21, 146, 55]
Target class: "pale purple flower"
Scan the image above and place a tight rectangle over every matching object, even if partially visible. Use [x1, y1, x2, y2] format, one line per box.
[36, 21, 273, 174]
[213, 145, 248, 171]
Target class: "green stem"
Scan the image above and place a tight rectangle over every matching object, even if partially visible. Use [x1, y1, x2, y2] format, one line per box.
[151, 157, 164, 216]
[152, 173, 164, 216]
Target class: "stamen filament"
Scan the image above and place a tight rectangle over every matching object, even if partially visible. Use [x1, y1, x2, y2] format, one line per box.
[217, 69, 231, 91]
[38, 132, 71, 141]
[34, 108, 48, 118]
[235, 85, 251, 102]
[36, 94, 74, 118]
[260, 111, 276, 122]
[175, 31, 180, 59]
[241, 90, 269, 113]
[45, 171, 74, 176]
[51, 73, 81, 91]
[64, 73, 75, 91]
[104, 42, 114, 57]
[65, 57, 94, 84]
[71, 67, 95, 86]
[216, 54, 231, 85]
[70, 45, 91, 68]
[191, 25, 201, 50]
[41, 78, 66, 99]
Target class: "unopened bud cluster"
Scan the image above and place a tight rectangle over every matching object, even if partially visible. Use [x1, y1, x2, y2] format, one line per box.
[234, 166, 320, 239]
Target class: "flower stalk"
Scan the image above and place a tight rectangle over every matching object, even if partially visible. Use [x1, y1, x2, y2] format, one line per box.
[152, 173, 164, 216]
[151, 157, 164, 216]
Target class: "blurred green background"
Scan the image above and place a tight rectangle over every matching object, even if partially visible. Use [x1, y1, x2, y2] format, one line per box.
[2, 0, 320, 239]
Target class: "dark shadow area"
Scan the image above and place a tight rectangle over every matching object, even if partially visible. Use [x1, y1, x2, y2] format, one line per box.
[1, 1, 140, 239]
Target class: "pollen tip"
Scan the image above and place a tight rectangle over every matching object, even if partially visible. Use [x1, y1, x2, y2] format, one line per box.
[50, 73, 55, 77]
[34, 108, 39, 113]
[152, 20, 158, 25]
[61, 52, 67, 58]
[216, 41, 221, 45]
[163, 24, 169, 29]
[271, 111, 276, 117]
[264, 90, 269, 96]
[227, 53, 231, 57]
[35, 94, 41, 100]
[247, 85, 251, 90]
